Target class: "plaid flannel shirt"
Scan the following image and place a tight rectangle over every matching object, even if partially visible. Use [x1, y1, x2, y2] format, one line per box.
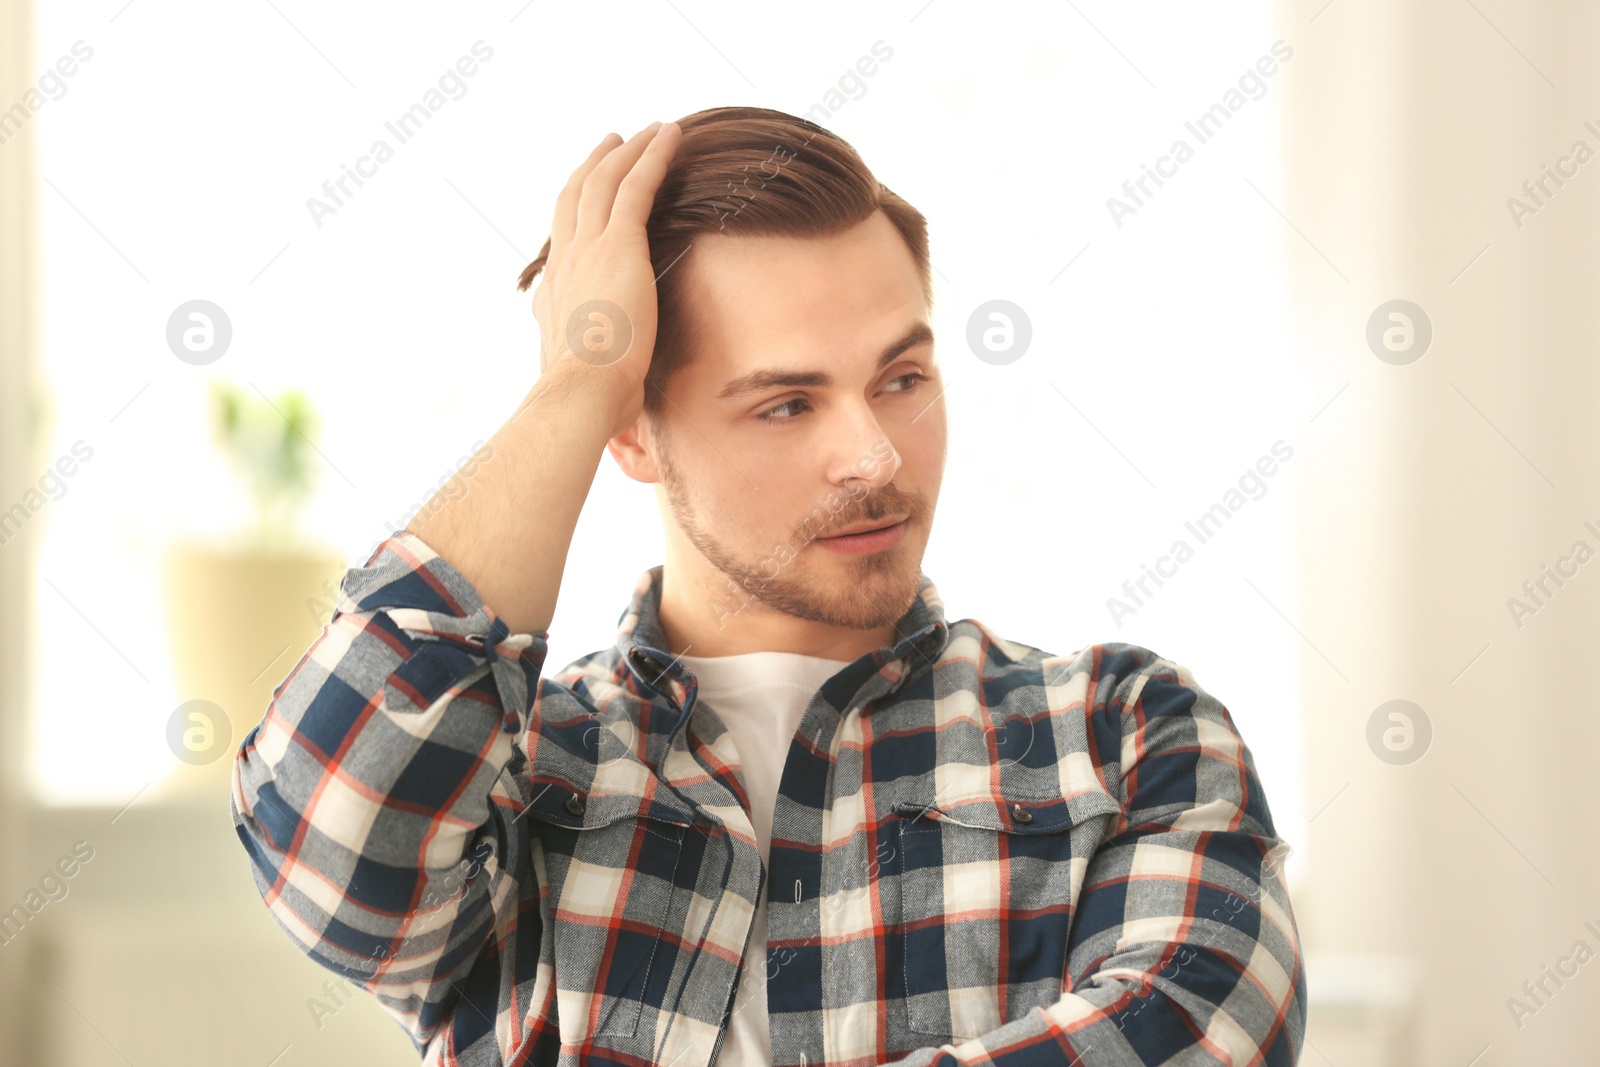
[232, 531, 1307, 1066]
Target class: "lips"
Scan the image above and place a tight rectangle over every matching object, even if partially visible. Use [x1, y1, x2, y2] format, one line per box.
[821, 514, 909, 538]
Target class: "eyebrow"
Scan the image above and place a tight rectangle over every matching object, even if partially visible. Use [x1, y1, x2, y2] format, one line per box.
[714, 321, 935, 401]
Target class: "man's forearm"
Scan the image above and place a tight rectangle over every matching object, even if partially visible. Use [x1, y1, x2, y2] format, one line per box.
[404, 368, 618, 636]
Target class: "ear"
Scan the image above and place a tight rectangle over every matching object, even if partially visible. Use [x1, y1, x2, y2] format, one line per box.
[606, 414, 661, 484]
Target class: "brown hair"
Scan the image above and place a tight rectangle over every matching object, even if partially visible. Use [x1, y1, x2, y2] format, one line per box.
[515, 105, 931, 414]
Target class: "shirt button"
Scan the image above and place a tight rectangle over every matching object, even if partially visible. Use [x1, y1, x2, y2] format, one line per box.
[565, 794, 586, 816]
[1010, 803, 1033, 824]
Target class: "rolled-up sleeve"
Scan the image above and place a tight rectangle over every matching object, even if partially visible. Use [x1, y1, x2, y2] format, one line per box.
[882, 645, 1307, 1067]
[229, 531, 549, 1058]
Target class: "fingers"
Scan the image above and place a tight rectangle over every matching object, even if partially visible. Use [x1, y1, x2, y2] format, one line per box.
[609, 121, 681, 232]
[550, 131, 622, 268]
[572, 122, 666, 246]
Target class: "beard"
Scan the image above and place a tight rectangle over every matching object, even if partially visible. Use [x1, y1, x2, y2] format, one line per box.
[654, 427, 930, 632]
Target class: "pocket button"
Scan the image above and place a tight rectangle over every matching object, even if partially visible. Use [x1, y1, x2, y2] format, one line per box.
[1010, 803, 1032, 824]
[565, 793, 586, 816]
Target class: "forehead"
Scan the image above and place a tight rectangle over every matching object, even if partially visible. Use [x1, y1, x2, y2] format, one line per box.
[679, 211, 927, 369]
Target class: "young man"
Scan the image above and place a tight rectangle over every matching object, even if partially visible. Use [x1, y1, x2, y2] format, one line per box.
[232, 106, 1307, 1067]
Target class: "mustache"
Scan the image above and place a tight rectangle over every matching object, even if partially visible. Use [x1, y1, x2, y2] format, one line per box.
[788, 483, 921, 545]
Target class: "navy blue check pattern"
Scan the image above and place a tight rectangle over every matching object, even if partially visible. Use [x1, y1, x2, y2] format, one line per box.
[231, 532, 1307, 1065]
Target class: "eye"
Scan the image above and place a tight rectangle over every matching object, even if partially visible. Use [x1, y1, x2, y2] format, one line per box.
[884, 371, 930, 393]
[754, 396, 812, 423]
[751, 371, 931, 425]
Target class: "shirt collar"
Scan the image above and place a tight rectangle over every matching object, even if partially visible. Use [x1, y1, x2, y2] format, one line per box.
[613, 565, 951, 707]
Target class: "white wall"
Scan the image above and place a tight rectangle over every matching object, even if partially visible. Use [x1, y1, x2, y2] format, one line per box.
[1286, 1, 1600, 1062]
[0, 0, 37, 1058]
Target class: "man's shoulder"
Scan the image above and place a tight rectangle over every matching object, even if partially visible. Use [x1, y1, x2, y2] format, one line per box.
[943, 619, 1240, 754]
[948, 617, 1193, 709]
[941, 621, 1258, 816]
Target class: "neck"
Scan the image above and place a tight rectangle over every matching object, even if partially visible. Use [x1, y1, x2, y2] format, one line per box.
[655, 560, 900, 661]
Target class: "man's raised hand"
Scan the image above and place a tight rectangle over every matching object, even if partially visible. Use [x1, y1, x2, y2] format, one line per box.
[533, 121, 683, 440]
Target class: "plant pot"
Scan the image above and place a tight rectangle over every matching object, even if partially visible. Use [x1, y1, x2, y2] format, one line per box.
[156, 539, 349, 803]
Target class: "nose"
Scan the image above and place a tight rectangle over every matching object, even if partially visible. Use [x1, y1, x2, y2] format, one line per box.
[828, 407, 902, 494]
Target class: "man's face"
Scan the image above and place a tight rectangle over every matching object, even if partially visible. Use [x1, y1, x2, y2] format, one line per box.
[647, 211, 947, 633]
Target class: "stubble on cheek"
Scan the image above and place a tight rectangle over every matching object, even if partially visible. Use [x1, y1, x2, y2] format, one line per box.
[655, 426, 931, 630]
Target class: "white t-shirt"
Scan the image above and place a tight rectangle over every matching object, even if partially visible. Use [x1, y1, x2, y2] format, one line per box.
[675, 650, 853, 1067]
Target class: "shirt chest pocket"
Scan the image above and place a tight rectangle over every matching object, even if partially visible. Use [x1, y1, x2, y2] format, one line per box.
[893, 789, 1123, 1042]
[524, 777, 699, 1042]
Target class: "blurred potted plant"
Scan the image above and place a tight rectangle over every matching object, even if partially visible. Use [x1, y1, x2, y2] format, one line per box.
[211, 382, 321, 550]
[157, 382, 348, 800]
